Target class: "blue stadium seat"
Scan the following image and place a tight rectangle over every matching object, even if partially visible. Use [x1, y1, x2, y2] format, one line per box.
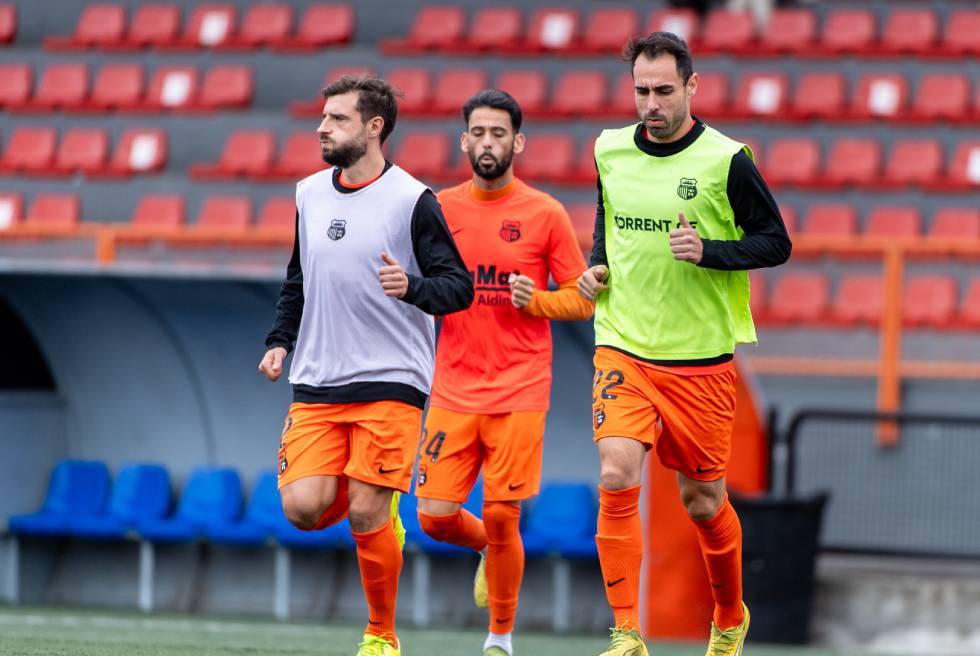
[208, 470, 292, 546]
[274, 517, 355, 550]
[9, 460, 110, 537]
[522, 482, 597, 559]
[138, 467, 242, 543]
[69, 464, 171, 539]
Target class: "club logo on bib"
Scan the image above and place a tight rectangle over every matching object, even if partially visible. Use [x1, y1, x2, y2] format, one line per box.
[327, 219, 347, 241]
[499, 220, 521, 242]
[676, 177, 698, 200]
[418, 464, 428, 487]
[593, 403, 606, 429]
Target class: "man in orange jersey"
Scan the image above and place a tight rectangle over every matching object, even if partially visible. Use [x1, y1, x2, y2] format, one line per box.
[413, 89, 594, 656]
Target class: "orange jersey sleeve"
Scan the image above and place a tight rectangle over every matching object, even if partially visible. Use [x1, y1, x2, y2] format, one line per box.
[525, 279, 594, 321]
[523, 203, 592, 320]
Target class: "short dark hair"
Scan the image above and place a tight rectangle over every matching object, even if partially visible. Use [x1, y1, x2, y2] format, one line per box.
[623, 32, 694, 84]
[462, 89, 523, 132]
[322, 75, 401, 144]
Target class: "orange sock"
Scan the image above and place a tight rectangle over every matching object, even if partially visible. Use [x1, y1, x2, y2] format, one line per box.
[312, 476, 348, 530]
[694, 497, 744, 630]
[483, 501, 523, 633]
[352, 521, 402, 643]
[596, 485, 643, 631]
[418, 509, 488, 551]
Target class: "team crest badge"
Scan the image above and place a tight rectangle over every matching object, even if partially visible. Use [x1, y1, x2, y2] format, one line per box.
[279, 456, 288, 474]
[676, 177, 698, 200]
[327, 219, 347, 241]
[418, 464, 428, 487]
[499, 220, 521, 242]
[593, 404, 606, 429]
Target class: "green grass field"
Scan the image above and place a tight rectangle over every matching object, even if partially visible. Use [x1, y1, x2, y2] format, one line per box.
[0, 606, 884, 656]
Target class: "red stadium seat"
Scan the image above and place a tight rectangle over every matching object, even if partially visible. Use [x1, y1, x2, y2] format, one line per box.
[45, 4, 126, 50]
[54, 128, 108, 175]
[269, 132, 324, 179]
[88, 63, 143, 110]
[519, 134, 574, 182]
[865, 206, 921, 238]
[289, 66, 375, 117]
[257, 197, 296, 230]
[131, 195, 185, 229]
[789, 73, 845, 121]
[903, 276, 956, 329]
[432, 69, 488, 115]
[759, 9, 816, 54]
[107, 129, 167, 175]
[943, 11, 980, 57]
[383, 6, 465, 52]
[393, 133, 449, 181]
[880, 9, 937, 55]
[190, 131, 276, 179]
[700, 10, 754, 53]
[929, 208, 980, 240]
[763, 139, 819, 188]
[31, 63, 89, 110]
[126, 4, 180, 48]
[198, 65, 252, 110]
[236, 3, 292, 47]
[734, 73, 788, 119]
[849, 74, 907, 120]
[947, 142, 980, 190]
[0, 192, 23, 230]
[180, 4, 237, 48]
[289, 4, 354, 49]
[830, 275, 884, 327]
[524, 8, 580, 52]
[496, 70, 548, 116]
[145, 66, 199, 110]
[0, 63, 30, 108]
[910, 74, 969, 122]
[957, 279, 980, 328]
[821, 139, 880, 188]
[463, 7, 522, 52]
[567, 202, 596, 250]
[778, 204, 797, 237]
[646, 9, 700, 46]
[387, 68, 432, 116]
[691, 71, 730, 119]
[0, 128, 56, 173]
[569, 136, 598, 185]
[819, 10, 876, 55]
[0, 4, 15, 44]
[802, 204, 857, 238]
[583, 8, 638, 54]
[26, 194, 80, 228]
[767, 273, 830, 325]
[194, 196, 252, 230]
[882, 140, 943, 188]
[549, 71, 606, 117]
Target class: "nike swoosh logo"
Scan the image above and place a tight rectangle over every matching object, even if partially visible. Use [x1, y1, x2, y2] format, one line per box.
[696, 465, 718, 474]
[495, 618, 511, 624]
[451, 228, 464, 235]
[712, 582, 727, 589]
[378, 466, 400, 474]
[507, 482, 525, 491]
[606, 577, 626, 587]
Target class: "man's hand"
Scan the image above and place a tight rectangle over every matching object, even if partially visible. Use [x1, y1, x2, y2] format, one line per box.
[577, 265, 608, 301]
[508, 273, 535, 309]
[379, 253, 409, 299]
[258, 347, 288, 382]
[669, 213, 703, 264]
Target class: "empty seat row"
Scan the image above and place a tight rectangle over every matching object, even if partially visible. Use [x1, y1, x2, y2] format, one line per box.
[44, 3, 352, 51]
[383, 5, 980, 57]
[190, 132, 325, 181]
[0, 4, 13, 44]
[0, 128, 166, 177]
[751, 272, 980, 330]
[0, 62, 252, 112]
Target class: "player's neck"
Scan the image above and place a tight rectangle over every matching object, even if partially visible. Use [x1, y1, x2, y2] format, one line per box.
[644, 115, 696, 144]
[472, 167, 515, 193]
[340, 149, 386, 186]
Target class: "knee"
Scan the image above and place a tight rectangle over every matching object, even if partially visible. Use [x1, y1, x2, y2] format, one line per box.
[600, 461, 639, 491]
[282, 494, 332, 531]
[681, 488, 724, 523]
[347, 493, 388, 532]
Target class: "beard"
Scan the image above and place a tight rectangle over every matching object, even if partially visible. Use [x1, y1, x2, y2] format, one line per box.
[321, 135, 368, 169]
[643, 110, 688, 140]
[468, 149, 513, 181]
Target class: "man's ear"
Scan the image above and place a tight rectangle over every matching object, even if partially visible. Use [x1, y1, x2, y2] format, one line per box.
[368, 116, 385, 140]
[513, 132, 526, 155]
[687, 71, 699, 99]
[459, 132, 468, 153]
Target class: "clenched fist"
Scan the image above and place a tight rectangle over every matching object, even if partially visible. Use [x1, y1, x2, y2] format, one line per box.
[577, 265, 608, 301]
[379, 252, 409, 299]
[508, 273, 534, 309]
[669, 213, 702, 264]
[258, 346, 288, 382]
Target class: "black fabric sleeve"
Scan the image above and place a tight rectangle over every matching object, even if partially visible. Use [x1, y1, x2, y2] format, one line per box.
[698, 150, 793, 270]
[589, 171, 608, 267]
[264, 209, 304, 353]
[402, 190, 474, 315]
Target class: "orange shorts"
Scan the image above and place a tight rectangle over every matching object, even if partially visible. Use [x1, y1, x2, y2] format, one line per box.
[592, 347, 737, 481]
[277, 401, 422, 493]
[415, 406, 546, 503]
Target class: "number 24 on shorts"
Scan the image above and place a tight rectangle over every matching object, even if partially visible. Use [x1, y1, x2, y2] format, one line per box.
[421, 428, 446, 462]
[593, 369, 624, 403]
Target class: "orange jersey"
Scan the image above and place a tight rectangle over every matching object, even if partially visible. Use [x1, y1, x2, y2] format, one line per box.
[430, 178, 587, 413]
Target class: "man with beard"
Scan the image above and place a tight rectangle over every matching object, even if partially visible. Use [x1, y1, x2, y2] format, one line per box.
[413, 89, 594, 656]
[577, 33, 790, 656]
[258, 75, 473, 656]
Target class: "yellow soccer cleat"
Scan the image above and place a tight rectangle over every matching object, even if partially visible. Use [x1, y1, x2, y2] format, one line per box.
[390, 491, 405, 550]
[484, 647, 509, 656]
[599, 627, 649, 656]
[705, 603, 750, 656]
[356, 633, 400, 656]
[473, 550, 489, 608]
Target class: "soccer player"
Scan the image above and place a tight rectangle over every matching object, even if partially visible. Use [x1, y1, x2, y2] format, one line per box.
[413, 90, 594, 656]
[258, 75, 473, 656]
[577, 33, 791, 656]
